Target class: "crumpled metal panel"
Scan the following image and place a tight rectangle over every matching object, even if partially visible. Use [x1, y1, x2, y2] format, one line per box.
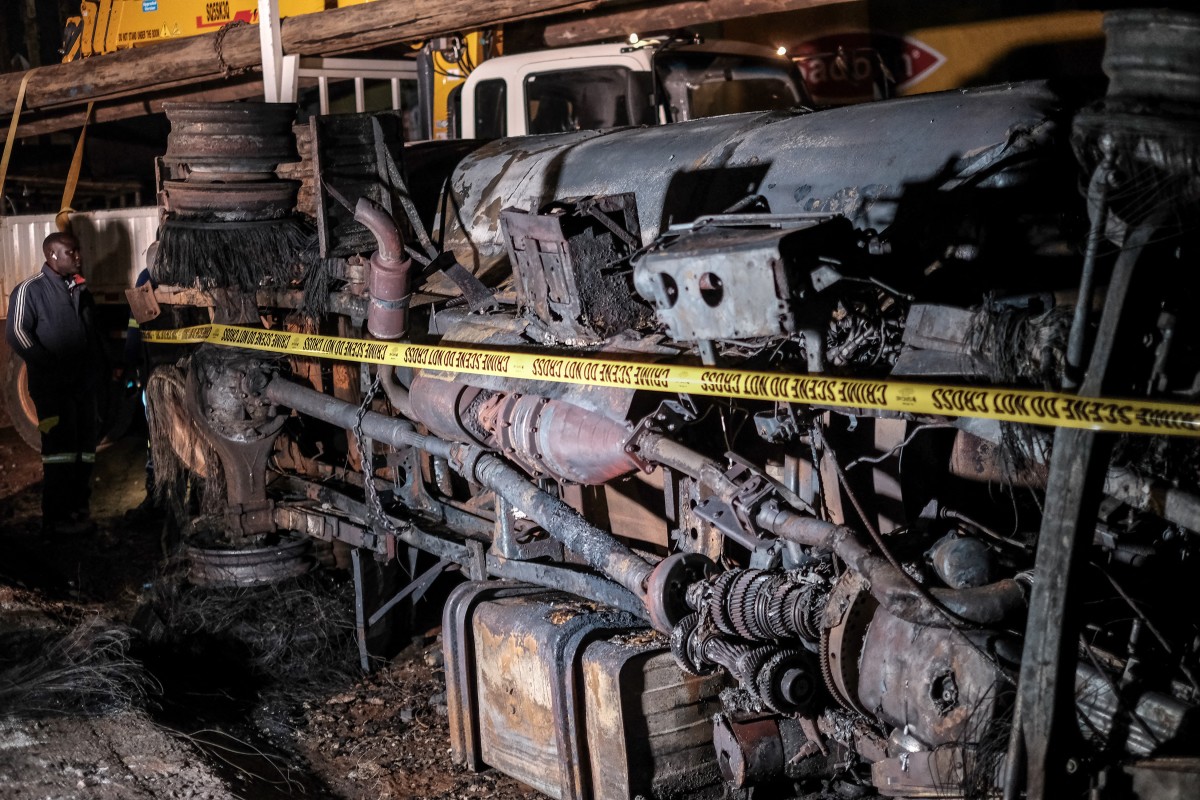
[442, 82, 1061, 281]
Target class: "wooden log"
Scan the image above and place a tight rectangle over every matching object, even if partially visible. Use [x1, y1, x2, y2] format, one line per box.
[13, 80, 267, 139]
[541, 0, 853, 46]
[0, 0, 604, 119]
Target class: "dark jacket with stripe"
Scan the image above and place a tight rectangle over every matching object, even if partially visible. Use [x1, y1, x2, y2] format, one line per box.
[5, 264, 100, 393]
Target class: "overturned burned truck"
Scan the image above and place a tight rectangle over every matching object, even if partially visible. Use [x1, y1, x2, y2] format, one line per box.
[139, 9, 1200, 800]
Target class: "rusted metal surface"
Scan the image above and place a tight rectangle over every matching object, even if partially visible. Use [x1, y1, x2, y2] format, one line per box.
[409, 378, 641, 484]
[492, 495, 563, 562]
[645, 552, 715, 633]
[857, 608, 1005, 748]
[489, 393, 638, 484]
[633, 216, 847, 343]
[712, 716, 783, 788]
[265, 376, 657, 607]
[485, 558, 645, 618]
[274, 502, 386, 555]
[470, 453, 655, 604]
[355, 197, 413, 340]
[272, 474, 480, 561]
[762, 505, 1026, 627]
[444, 589, 723, 799]
[466, 592, 640, 800]
[160, 182, 300, 221]
[407, 378, 488, 445]
[187, 349, 285, 536]
[948, 429, 1047, 487]
[582, 634, 724, 800]
[443, 582, 546, 772]
[820, 572, 878, 716]
[162, 102, 299, 178]
[125, 280, 161, 326]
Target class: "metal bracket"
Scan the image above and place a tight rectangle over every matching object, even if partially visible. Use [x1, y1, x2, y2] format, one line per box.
[426, 251, 499, 313]
[579, 199, 639, 249]
[367, 557, 453, 628]
[352, 552, 456, 672]
[492, 496, 564, 561]
[693, 456, 776, 551]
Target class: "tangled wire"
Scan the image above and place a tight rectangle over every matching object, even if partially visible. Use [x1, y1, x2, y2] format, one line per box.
[0, 619, 157, 718]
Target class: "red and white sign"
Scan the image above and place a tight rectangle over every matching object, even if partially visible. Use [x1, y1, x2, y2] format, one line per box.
[792, 31, 945, 104]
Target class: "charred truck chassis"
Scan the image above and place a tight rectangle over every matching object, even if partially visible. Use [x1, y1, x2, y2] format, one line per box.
[141, 10, 1200, 800]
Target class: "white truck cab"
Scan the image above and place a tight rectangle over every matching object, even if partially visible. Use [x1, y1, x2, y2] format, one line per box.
[456, 38, 808, 139]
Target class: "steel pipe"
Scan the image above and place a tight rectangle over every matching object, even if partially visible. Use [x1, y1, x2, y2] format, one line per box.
[755, 501, 1027, 627]
[469, 454, 653, 598]
[263, 376, 655, 605]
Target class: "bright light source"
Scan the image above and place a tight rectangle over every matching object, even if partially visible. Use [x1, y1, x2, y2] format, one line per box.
[776, 45, 788, 57]
[628, 33, 640, 45]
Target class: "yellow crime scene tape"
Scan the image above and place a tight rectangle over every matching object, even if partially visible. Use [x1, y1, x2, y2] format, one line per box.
[145, 324, 1200, 438]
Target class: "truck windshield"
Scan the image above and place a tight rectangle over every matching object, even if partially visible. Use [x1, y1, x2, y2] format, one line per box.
[524, 67, 655, 134]
[654, 52, 803, 122]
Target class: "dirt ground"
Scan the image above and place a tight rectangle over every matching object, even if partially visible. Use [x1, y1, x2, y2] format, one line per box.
[0, 423, 540, 800]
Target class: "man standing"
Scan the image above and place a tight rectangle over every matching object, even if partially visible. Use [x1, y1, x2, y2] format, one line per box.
[5, 232, 100, 535]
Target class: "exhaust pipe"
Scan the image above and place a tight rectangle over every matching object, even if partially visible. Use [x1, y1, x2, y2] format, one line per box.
[356, 197, 413, 340]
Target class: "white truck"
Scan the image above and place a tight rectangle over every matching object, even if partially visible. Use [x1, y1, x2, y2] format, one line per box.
[455, 38, 808, 138]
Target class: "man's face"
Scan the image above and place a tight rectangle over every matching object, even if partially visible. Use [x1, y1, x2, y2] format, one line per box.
[47, 238, 82, 278]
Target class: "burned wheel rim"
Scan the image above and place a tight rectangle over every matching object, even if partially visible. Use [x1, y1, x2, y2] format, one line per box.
[162, 101, 298, 176]
[162, 180, 301, 221]
[186, 534, 313, 588]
